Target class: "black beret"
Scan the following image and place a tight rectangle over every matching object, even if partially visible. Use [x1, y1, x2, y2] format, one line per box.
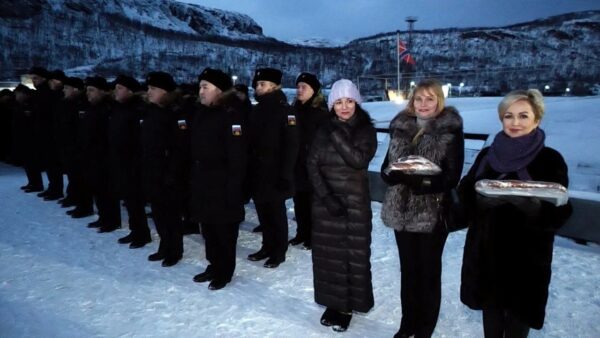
[113, 74, 141, 92]
[63, 77, 84, 90]
[85, 76, 110, 91]
[252, 67, 282, 87]
[146, 71, 176, 92]
[198, 67, 233, 92]
[28, 66, 49, 78]
[48, 70, 66, 82]
[296, 72, 321, 93]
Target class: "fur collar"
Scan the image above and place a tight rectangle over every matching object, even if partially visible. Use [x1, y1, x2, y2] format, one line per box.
[390, 106, 462, 136]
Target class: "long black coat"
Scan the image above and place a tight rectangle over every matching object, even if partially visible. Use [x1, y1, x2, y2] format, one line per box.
[139, 101, 188, 201]
[307, 107, 377, 313]
[76, 97, 111, 191]
[247, 89, 299, 202]
[27, 83, 53, 171]
[459, 146, 572, 329]
[107, 96, 144, 198]
[55, 94, 87, 174]
[189, 91, 247, 224]
[293, 94, 329, 192]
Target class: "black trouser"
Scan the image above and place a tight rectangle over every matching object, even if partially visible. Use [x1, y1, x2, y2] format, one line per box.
[24, 166, 43, 189]
[394, 229, 448, 338]
[483, 307, 530, 338]
[150, 195, 183, 259]
[124, 187, 150, 241]
[255, 199, 288, 261]
[73, 170, 94, 212]
[95, 183, 121, 228]
[202, 222, 240, 281]
[45, 165, 63, 195]
[292, 190, 312, 243]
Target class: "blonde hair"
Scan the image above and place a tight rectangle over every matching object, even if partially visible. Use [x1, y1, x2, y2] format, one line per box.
[406, 79, 445, 115]
[497, 89, 545, 122]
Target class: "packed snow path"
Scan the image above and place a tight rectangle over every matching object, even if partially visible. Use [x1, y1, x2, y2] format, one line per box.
[1, 163, 599, 337]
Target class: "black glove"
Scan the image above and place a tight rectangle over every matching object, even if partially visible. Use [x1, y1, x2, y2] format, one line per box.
[501, 195, 542, 218]
[276, 178, 291, 191]
[323, 195, 347, 217]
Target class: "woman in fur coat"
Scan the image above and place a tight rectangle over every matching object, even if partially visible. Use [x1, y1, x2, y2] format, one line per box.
[380, 79, 464, 338]
[459, 89, 572, 337]
[307, 79, 377, 332]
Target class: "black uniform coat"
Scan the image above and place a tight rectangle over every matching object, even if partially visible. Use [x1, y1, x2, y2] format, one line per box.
[76, 97, 111, 191]
[459, 146, 572, 329]
[247, 89, 299, 202]
[107, 95, 144, 198]
[293, 94, 329, 192]
[56, 94, 87, 174]
[307, 107, 377, 313]
[189, 90, 248, 224]
[139, 100, 187, 201]
[28, 83, 53, 171]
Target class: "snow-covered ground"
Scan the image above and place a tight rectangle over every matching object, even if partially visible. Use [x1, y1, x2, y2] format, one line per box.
[2, 96, 600, 337]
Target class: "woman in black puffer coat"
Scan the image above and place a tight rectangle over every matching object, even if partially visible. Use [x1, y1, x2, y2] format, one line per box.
[307, 79, 377, 333]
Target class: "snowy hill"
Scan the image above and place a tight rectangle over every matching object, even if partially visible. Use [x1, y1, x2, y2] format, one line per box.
[1, 1, 599, 91]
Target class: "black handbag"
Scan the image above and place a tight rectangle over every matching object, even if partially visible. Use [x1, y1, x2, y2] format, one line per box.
[441, 188, 468, 232]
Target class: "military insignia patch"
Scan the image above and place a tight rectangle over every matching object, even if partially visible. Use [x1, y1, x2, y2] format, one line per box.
[177, 119, 187, 130]
[287, 115, 296, 126]
[232, 124, 242, 136]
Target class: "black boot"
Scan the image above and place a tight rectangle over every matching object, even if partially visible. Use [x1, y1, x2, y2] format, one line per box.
[98, 224, 121, 233]
[208, 278, 229, 290]
[118, 233, 135, 244]
[332, 312, 352, 332]
[193, 266, 215, 283]
[129, 234, 152, 249]
[288, 236, 304, 246]
[161, 255, 182, 267]
[148, 251, 165, 261]
[320, 308, 338, 327]
[87, 219, 102, 228]
[71, 208, 94, 218]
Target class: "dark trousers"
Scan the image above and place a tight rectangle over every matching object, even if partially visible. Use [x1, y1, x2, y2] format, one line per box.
[45, 166, 63, 195]
[202, 222, 240, 281]
[292, 191, 312, 243]
[124, 189, 150, 240]
[394, 230, 448, 338]
[95, 185, 121, 227]
[24, 167, 43, 189]
[483, 307, 530, 338]
[150, 196, 183, 259]
[73, 170, 94, 212]
[255, 200, 288, 261]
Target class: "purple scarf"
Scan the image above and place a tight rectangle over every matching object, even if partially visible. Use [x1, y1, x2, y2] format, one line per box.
[476, 128, 545, 180]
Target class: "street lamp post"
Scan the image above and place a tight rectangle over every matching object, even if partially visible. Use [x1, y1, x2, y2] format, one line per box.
[232, 75, 238, 85]
[459, 82, 464, 97]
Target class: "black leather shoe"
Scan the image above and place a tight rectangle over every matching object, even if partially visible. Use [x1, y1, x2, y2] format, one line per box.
[252, 224, 263, 232]
[71, 209, 94, 218]
[129, 238, 151, 249]
[87, 220, 102, 228]
[264, 257, 284, 268]
[148, 252, 165, 261]
[118, 233, 134, 244]
[208, 279, 228, 290]
[247, 248, 269, 261]
[193, 270, 215, 283]
[37, 190, 50, 197]
[24, 186, 43, 193]
[60, 199, 76, 208]
[161, 256, 181, 267]
[20, 184, 31, 190]
[302, 241, 312, 250]
[44, 193, 64, 201]
[97, 225, 120, 233]
[288, 236, 304, 246]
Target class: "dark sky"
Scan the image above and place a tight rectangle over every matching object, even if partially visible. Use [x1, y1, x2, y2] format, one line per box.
[183, 0, 600, 43]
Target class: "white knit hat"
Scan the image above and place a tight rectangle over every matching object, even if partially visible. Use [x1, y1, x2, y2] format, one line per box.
[327, 79, 362, 111]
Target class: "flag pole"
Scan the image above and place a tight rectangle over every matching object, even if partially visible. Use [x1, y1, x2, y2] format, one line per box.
[396, 30, 400, 93]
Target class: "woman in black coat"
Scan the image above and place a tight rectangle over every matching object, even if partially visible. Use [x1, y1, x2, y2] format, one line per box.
[189, 68, 247, 291]
[307, 79, 377, 332]
[459, 89, 572, 338]
[246, 67, 299, 269]
[289, 72, 329, 249]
